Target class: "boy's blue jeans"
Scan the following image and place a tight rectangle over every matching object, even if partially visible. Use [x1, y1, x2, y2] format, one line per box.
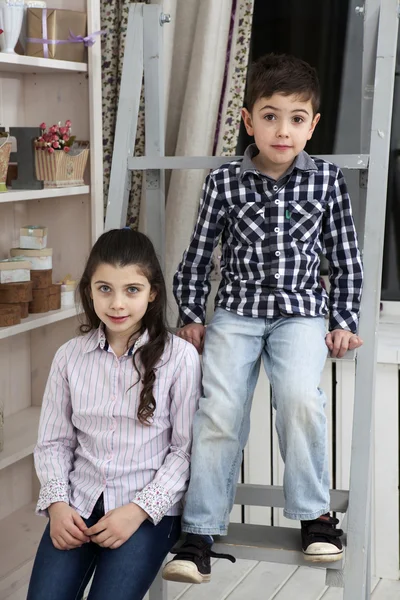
[27, 495, 181, 600]
[182, 308, 330, 535]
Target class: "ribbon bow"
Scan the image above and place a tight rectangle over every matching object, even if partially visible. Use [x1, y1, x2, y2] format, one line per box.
[68, 30, 106, 48]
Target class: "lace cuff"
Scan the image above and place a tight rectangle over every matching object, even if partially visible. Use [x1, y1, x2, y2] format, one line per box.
[36, 479, 70, 515]
[133, 482, 173, 525]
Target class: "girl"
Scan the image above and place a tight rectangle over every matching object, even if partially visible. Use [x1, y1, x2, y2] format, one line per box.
[27, 228, 201, 600]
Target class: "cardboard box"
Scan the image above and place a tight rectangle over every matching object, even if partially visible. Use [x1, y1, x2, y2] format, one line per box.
[10, 248, 52, 270]
[20, 225, 48, 250]
[26, 8, 87, 62]
[0, 259, 31, 284]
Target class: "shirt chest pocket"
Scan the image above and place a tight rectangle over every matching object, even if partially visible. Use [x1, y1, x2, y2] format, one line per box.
[288, 199, 324, 243]
[229, 201, 266, 244]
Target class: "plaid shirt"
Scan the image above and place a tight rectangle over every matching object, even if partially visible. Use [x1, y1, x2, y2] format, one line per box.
[173, 144, 363, 333]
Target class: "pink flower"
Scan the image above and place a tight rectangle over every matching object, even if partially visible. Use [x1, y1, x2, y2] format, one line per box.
[49, 125, 58, 134]
[65, 120, 72, 128]
[63, 146, 70, 153]
[48, 147, 55, 154]
[52, 141, 60, 149]
[37, 136, 44, 142]
[59, 127, 67, 135]
[63, 135, 69, 142]
[39, 122, 46, 130]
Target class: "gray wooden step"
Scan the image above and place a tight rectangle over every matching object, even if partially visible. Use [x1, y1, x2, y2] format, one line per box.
[234, 484, 349, 512]
[213, 523, 345, 570]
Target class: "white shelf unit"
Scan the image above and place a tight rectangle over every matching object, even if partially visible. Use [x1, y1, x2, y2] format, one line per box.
[0, 0, 103, 596]
[0, 185, 90, 203]
[0, 53, 87, 74]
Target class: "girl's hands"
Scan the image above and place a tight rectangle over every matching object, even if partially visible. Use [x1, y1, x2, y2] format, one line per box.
[48, 502, 90, 550]
[84, 503, 148, 550]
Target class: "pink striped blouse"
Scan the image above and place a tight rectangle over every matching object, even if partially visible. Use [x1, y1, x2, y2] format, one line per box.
[34, 327, 202, 525]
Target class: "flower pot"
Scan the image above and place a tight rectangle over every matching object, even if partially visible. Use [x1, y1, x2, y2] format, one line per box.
[0, 0, 24, 55]
[0, 137, 12, 192]
[34, 145, 89, 188]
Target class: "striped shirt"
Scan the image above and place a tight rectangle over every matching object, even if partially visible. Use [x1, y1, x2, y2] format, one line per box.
[34, 327, 202, 525]
[173, 144, 363, 333]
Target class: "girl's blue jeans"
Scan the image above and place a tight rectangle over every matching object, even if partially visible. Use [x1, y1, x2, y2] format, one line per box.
[27, 495, 181, 600]
[182, 308, 330, 535]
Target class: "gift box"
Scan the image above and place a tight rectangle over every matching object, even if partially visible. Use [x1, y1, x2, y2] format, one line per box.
[0, 306, 21, 327]
[20, 225, 48, 250]
[0, 281, 33, 304]
[31, 269, 52, 289]
[0, 259, 31, 284]
[29, 288, 49, 313]
[26, 8, 87, 62]
[49, 283, 61, 310]
[10, 248, 52, 270]
[60, 280, 77, 308]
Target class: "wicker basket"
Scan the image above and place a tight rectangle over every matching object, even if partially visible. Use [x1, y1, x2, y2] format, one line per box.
[0, 137, 12, 193]
[35, 144, 89, 188]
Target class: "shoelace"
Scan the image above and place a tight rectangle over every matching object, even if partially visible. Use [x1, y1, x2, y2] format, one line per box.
[172, 539, 236, 563]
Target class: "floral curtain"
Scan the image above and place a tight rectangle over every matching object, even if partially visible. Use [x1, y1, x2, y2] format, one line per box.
[101, 0, 149, 228]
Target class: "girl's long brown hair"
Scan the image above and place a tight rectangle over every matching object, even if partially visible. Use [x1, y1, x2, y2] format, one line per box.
[78, 228, 169, 424]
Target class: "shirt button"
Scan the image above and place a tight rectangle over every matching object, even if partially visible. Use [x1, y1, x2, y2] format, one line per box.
[274, 199, 280, 205]
[275, 273, 281, 279]
[109, 424, 115, 431]
[273, 185, 278, 191]
[274, 227, 280, 233]
[107, 454, 112, 460]
[275, 251, 280, 257]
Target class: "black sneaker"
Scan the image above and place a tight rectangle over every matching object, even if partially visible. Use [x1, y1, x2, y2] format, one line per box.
[301, 513, 344, 563]
[162, 534, 236, 584]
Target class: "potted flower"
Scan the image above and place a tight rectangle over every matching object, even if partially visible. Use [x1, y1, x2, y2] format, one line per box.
[34, 120, 89, 188]
[0, 131, 12, 192]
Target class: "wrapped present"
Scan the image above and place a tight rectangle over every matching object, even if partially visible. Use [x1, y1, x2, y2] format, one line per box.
[20, 225, 48, 250]
[10, 248, 52, 270]
[26, 8, 87, 62]
[0, 258, 31, 284]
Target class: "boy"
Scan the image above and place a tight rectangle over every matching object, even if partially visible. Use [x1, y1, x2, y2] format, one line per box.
[163, 53, 363, 584]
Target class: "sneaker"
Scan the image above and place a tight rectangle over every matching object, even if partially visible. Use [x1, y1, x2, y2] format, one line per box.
[301, 513, 344, 563]
[162, 533, 236, 584]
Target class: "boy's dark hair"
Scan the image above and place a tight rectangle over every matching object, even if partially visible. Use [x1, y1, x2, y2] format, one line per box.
[78, 228, 169, 425]
[245, 53, 320, 115]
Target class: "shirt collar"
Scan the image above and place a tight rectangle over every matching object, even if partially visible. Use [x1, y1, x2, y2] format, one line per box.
[83, 325, 149, 356]
[239, 143, 318, 181]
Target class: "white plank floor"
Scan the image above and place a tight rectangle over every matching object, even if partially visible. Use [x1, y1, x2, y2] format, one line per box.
[7, 559, 400, 600]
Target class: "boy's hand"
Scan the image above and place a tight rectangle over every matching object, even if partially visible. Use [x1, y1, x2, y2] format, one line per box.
[84, 503, 148, 550]
[325, 329, 363, 358]
[48, 501, 90, 550]
[177, 323, 206, 354]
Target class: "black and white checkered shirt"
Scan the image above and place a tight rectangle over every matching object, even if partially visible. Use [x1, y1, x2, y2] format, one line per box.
[173, 144, 363, 333]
